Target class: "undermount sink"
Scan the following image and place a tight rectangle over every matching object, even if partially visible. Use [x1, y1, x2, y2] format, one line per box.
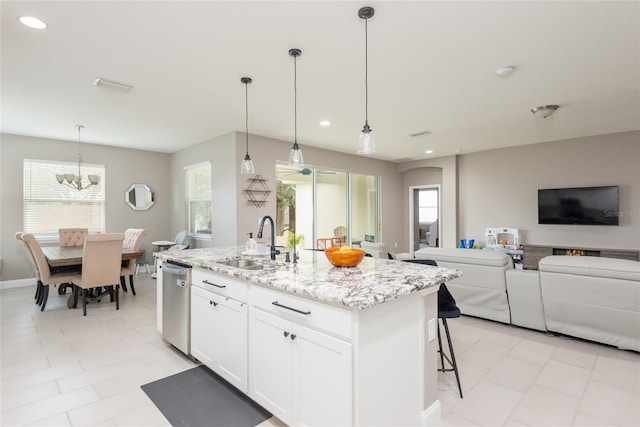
[216, 258, 264, 270]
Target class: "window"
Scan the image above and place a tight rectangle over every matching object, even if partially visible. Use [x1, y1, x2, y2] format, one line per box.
[185, 161, 212, 237]
[23, 159, 105, 238]
[275, 163, 379, 249]
[418, 188, 438, 223]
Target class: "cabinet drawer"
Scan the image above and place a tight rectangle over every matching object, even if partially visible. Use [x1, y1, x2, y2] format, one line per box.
[192, 269, 248, 302]
[251, 285, 352, 339]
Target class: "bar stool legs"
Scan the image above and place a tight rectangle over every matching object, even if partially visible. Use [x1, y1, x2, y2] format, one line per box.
[437, 317, 463, 398]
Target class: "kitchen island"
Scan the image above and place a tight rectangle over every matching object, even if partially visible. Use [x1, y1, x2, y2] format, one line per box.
[156, 247, 462, 427]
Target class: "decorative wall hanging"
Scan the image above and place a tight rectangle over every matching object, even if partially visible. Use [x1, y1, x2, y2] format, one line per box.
[244, 174, 270, 207]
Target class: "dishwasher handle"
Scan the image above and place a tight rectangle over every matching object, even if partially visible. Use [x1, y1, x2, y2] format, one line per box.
[163, 260, 192, 276]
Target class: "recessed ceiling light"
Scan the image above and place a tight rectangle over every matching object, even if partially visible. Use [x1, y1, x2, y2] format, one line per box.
[19, 16, 47, 30]
[425, 150, 434, 154]
[320, 120, 331, 127]
[496, 66, 515, 76]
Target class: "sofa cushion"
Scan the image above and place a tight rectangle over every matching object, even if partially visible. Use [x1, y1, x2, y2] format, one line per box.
[539, 256, 640, 282]
[415, 247, 511, 268]
[360, 241, 391, 259]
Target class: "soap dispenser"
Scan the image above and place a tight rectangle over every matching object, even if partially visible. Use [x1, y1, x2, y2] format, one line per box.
[246, 232, 257, 253]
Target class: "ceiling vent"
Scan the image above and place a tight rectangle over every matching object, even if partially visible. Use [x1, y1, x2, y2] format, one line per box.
[93, 78, 134, 92]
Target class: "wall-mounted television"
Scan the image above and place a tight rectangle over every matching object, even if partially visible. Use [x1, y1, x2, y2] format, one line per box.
[538, 186, 619, 226]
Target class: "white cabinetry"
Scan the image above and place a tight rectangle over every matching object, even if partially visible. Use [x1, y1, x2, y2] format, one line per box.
[249, 289, 352, 426]
[191, 270, 248, 393]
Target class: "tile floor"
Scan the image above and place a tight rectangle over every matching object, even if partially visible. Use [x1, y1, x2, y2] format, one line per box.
[1, 275, 639, 426]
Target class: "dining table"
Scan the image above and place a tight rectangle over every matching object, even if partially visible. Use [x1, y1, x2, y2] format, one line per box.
[42, 246, 143, 268]
[42, 246, 143, 306]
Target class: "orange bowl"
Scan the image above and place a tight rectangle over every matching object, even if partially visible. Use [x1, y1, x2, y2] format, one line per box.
[324, 247, 366, 267]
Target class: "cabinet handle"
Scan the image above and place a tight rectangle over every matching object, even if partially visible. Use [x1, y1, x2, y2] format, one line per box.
[290, 334, 297, 340]
[283, 331, 290, 338]
[272, 301, 311, 315]
[203, 280, 225, 289]
[209, 300, 218, 306]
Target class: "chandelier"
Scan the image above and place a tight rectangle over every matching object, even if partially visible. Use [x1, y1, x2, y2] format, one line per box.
[55, 125, 100, 190]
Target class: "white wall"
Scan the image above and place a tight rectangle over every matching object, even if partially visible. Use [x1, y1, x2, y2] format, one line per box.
[398, 156, 458, 249]
[457, 131, 639, 250]
[230, 133, 406, 251]
[170, 132, 238, 248]
[0, 133, 171, 281]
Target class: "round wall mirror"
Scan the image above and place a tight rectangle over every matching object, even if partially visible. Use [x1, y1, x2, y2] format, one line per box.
[125, 183, 155, 211]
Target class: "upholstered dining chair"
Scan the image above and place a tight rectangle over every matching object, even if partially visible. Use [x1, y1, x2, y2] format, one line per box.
[56, 228, 88, 294]
[16, 232, 43, 304]
[58, 228, 88, 247]
[70, 233, 125, 316]
[22, 233, 81, 311]
[120, 228, 147, 295]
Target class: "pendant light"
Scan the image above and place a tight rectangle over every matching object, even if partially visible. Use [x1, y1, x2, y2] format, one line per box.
[55, 125, 100, 190]
[357, 6, 376, 155]
[288, 48, 304, 167]
[240, 77, 255, 174]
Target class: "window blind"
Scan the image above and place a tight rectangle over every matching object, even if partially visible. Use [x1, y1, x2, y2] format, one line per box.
[23, 159, 106, 238]
[185, 161, 212, 236]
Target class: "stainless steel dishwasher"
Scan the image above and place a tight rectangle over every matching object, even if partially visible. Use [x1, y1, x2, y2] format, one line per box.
[162, 260, 192, 356]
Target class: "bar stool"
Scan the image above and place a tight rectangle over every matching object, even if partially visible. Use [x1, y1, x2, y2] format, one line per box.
[437, 282, 463, 398]
[402, 258, 463, 398]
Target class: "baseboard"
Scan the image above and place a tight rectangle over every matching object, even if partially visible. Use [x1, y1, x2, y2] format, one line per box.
[422, 399, 441, 426]
[0, 278, 36, 290]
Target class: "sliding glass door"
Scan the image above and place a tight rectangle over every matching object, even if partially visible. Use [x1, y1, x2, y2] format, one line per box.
[276, 163, 378, 250]
[350, 174, 378, 246]
[315, 170, 347, 249]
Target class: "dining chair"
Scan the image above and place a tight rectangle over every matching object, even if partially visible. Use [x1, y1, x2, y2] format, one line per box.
[56, 228, 88, 294]
[120, 228, 147, 295]
[21, 233, 81, 311]
[16, 232, 44, 304]
[58, 228, 88, 247]
[70, 233, 125, 316]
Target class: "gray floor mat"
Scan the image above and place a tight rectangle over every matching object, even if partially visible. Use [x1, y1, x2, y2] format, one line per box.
[141, 365, 271, 427]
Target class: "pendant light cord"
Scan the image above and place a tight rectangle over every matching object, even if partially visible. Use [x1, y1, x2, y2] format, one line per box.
[77, 125, 83, 177]
[245, 81, 249, 155]
[364, 16, 369, 126]
[294, 53, 298, 145]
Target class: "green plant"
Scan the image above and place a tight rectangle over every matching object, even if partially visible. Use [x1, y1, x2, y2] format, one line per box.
[286, 230, 303, 249]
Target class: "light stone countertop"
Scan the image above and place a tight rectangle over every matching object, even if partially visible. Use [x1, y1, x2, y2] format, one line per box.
[155, 247, 463, 310]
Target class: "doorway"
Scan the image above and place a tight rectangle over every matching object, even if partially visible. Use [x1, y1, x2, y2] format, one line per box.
[409, 185, 440, 253]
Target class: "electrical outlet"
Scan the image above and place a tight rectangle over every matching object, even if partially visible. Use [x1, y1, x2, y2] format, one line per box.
[394, 242, 398, 248]
[428, 318, 436, 342]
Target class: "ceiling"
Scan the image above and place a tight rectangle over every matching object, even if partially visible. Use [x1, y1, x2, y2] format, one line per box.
[2, 1, 639, 162]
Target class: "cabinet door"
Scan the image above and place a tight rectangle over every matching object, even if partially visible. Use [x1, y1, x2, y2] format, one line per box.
[249, 309, 293, 425]
[293, 325, 353, 427]
[190, 285, 217, 367]
[216, 296, 248, 392]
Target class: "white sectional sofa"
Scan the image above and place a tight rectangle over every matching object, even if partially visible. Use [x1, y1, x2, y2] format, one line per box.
[411, 247, 640, 351]
[413, 247, 513, 324]
[539, 255, 640, 352]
